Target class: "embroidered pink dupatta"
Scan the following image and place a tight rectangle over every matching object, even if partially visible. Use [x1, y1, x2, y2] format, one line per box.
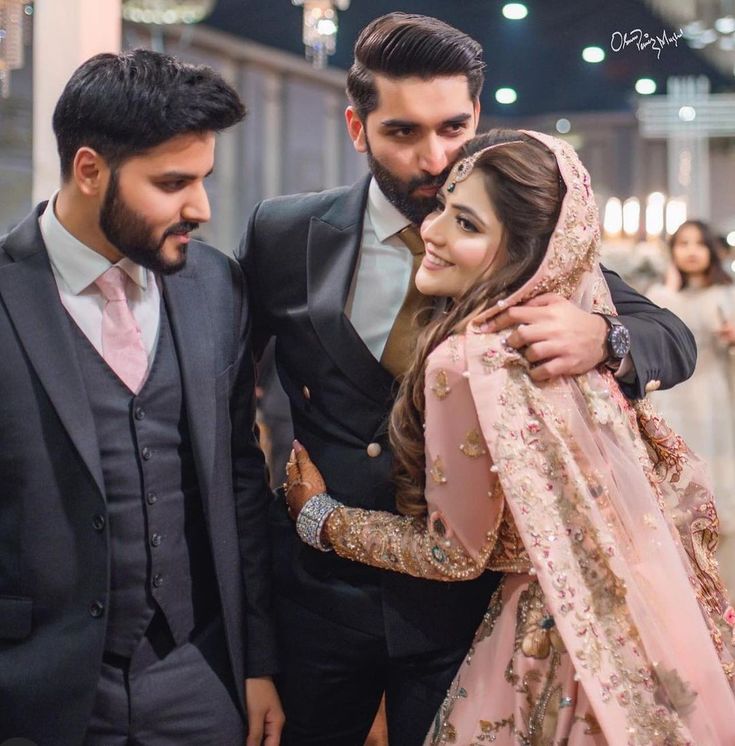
[454, 131, 735, 743]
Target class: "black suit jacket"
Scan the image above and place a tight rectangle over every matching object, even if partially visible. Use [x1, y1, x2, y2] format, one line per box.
[0, 204, 276, 746]
[239, 176, 696, 656]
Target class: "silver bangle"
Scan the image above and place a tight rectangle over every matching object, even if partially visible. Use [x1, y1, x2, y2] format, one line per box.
[295, 492, 341, 552]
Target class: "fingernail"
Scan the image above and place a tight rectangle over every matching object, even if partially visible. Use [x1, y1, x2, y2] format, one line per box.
[293, 439, 303, 452]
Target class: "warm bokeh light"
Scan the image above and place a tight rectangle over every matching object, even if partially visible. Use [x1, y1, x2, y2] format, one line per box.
[623, 197, 640, 236]
[665, 199, 687, 235]
[645, 192, 665, 237]
[603, 197, 623, 236]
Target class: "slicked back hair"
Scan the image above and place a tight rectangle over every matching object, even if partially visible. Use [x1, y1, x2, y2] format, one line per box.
[53, 49, 246, 181]
[346, 13, 485, 121]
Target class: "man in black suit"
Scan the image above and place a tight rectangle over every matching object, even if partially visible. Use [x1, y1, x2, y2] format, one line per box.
[239, 13, 695, 745]
[0, 50, 283, 745]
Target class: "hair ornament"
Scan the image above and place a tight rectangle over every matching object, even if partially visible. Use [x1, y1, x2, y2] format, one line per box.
[446, 139, 525, 192]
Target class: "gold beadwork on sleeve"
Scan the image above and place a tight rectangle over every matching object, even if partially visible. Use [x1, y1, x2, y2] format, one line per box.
[460, 428, 488, 458]
[430, 456, 448, 485]
[323, 502, 505, 581]
[431, 369, 451, 400]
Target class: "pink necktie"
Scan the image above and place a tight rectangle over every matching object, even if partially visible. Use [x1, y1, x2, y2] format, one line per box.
[95, 266, 148, 393]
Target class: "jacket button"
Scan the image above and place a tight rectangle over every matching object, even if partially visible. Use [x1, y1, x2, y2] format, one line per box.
[366, 442, 382, 458]
[134, 407, 146, 420]
[89, 600, 105, 618]
[150, 532, 162, 548]
[152, 573, 164, 588]
[302, 385, 311, 400]
[141, 446, 152, 460]
[146, 491, 158, 505]
[92, 514, 105, 532]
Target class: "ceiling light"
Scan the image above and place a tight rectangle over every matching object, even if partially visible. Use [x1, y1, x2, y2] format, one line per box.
[699, 29, 719, 44]
[555, 118, 571, 134]
[715, 16, 735, 34]
[678, 105, 696, 122]
[635, 78, 657, 95]
[291, 0, 350, 69]
[727, 231, 735, 247]
[121, 0, 217, 24]
[683, 21, 705, 37]
[495, 87, 517, 104]
[582, 46, 605, 63]
[502, 3, 528, 20]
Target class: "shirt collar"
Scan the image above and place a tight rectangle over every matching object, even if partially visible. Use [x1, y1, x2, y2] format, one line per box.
[40, 193, 149, 294]
[366, 178, 413, 243]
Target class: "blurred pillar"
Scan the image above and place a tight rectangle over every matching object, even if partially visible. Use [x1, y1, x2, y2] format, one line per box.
[33, 0, 121, 202]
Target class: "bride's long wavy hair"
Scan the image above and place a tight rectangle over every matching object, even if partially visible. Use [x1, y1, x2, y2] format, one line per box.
[390, 129, 565, 517]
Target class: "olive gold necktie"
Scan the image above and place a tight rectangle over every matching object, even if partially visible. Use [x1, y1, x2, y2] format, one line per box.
[380, 225, 432, 378]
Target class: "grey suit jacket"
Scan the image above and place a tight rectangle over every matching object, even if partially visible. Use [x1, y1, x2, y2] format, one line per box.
[0, 203, 276, 746]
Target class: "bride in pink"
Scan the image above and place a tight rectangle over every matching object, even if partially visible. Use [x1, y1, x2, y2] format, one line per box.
[285, 129, 735, 744]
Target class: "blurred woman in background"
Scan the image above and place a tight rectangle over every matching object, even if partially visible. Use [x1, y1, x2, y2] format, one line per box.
[648, 219, 735, 590]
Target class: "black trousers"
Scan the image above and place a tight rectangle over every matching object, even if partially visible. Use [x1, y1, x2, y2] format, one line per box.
[276, 595, 470, 746]
[85, 615, 244, 745]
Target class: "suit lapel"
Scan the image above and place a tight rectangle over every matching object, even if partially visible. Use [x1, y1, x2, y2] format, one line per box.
[307, 177, 395, 404]
[161, 259, 216, 507]
[0, 205, 106, 497]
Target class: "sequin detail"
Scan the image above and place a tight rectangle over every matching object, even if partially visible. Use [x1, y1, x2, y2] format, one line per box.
[430, 456, 447, 485]
[459, 428, 487, 458]
[430, 369, 451, 400]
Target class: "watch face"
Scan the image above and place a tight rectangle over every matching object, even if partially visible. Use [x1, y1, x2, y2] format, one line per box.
[609, 324, 631, 359]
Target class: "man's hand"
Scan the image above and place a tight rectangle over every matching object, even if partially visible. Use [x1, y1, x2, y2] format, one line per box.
[486, 294, 608, 381]
[245, 676, 284, 746]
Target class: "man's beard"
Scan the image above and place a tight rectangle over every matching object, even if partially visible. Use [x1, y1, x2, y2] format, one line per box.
[99, 171, 198, 275]
[366, 141, 450, 225]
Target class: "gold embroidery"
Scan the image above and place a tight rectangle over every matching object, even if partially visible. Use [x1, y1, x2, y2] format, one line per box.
[653, 664, 698, 717]
[431, 369, 451, 400]
[509, 581, 567, 744]
[459, 428, 487, 458]
[430, 456, 447, 485]
[574, 712, 602, 735]
[487, 501, 532, 573]
[519, 587, 564, 660]
[324, 505, 498, 582]
[428, 678, 467, 745]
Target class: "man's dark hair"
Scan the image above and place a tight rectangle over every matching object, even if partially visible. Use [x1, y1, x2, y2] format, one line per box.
[53, 49, 246, 180]
[346, 13, 485, 121]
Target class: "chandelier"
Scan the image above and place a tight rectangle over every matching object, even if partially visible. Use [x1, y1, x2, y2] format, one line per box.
[0, 0, 31, 98]
[292, 0, 350, 69]
[122, 0, 217, 25]
[646, 0, 735, 76]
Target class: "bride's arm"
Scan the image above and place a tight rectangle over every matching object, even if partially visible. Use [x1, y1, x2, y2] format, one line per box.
[288, 396, 503, 582]
[320, 483, 502, 581]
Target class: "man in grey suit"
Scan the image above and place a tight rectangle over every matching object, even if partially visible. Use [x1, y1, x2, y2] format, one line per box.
[240, 13, 696, 745]
[0, 50, 283, 745]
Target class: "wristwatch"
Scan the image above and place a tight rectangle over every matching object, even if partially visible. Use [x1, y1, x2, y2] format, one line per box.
[599, 314, 631, 371]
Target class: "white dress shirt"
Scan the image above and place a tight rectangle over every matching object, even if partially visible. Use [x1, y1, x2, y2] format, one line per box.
[345, 179, 415, 360]
[39, 194, 161, 363]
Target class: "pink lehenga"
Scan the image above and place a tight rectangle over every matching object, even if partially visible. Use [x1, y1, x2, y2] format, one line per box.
[321, 131, 735, 744]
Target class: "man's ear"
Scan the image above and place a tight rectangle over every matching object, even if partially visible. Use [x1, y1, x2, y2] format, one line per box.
[473, 98, 481, 127]
[72, 147, 109, 197]
[345, 106, 368, 154]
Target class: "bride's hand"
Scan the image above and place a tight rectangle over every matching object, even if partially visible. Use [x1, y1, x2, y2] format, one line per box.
[284, 440, 327, 519]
